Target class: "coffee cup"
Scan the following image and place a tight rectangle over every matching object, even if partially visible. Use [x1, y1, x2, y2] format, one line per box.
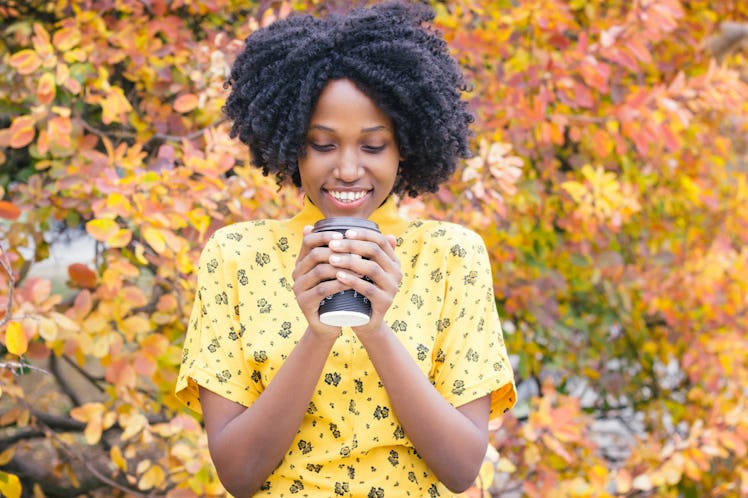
[312, 217, 380, 327]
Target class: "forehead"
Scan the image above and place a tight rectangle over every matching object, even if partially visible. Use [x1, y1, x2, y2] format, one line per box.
[309, 79, 394, 130]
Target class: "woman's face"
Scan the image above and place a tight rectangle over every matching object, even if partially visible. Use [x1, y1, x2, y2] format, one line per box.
[298, 79, 401, 219]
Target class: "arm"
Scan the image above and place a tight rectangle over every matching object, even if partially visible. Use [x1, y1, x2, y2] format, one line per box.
[328, 229, 490, 492]
[200, 227, 355, 497]
[200, 328, 336, 498]
[357, 325, 490, 492]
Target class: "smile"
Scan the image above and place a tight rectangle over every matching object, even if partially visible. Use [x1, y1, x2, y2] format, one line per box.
[328, 190, 369, 203]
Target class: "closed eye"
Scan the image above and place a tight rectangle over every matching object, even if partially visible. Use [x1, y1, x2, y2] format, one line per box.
[309, 142, 335, 152]
[362, 144, 386, 153]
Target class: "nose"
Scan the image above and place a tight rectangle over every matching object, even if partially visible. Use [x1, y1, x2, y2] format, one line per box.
[335, 148, 362, 182]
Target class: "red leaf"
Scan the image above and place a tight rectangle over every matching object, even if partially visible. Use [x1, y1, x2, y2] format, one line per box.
[68, 263, 97, 289]
[0, 201, 21, 220]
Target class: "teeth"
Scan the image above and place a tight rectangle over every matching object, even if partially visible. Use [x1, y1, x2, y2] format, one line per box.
[330, 191, 366, 202]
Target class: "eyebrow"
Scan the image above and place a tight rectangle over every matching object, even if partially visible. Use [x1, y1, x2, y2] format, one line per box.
[309, 124, 391, 133]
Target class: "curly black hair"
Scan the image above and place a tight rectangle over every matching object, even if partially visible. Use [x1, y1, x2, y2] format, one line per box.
[223, 0, 474, 197]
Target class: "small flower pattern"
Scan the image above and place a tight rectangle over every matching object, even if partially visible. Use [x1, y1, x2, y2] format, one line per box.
[176, 198, 516, 497]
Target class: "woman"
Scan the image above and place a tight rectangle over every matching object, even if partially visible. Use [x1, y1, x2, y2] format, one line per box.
[175, 2, 516, 497]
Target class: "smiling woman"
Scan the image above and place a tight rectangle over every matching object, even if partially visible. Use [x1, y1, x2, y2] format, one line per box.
[175, 2, 516, 497]
[298, 79, 401, 219]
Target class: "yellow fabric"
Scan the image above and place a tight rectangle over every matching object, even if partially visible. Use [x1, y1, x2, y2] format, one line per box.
[176, 197, 516, 497]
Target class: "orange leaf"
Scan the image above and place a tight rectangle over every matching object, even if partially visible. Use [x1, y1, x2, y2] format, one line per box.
[0, 201, 21, 221]
[173, 93, 198, 113]
[105, 357, 137, 389]
[86, 218, 119, 242]
[68, 263, 97, 288]
[52, 26, 80, 52]
[37, 72, 56, 105]
[5, 321, 28, 356]
[8, 116, 36, 149]
[133, 354, 157, 377]
[48, 115, 73, 150]
[9, 49, 42, 75]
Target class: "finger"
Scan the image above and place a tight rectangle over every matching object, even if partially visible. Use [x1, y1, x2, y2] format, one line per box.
[329, 237, 401, 284]
[292, 259, 343, 295]
[295, 276, 348, 307]
[386, 234, 397, 250]
[328, 253, 397, 288]
[329, 235, 394, 263]
[343, 228, 398, 259]
[293, 231, 344, 278]
[334, 269, 395, 317]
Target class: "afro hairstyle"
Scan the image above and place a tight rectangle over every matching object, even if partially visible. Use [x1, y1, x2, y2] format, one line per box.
[223, 0, 474, 197]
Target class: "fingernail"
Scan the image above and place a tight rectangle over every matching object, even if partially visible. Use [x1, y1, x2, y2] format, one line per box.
[337, 271, 348, 280]
[330, 255, 341, 264]
[329, 240, 342, 249]
[346, 230, 357, 238]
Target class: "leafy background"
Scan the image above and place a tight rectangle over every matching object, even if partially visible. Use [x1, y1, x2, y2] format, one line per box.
[1, 0, 747, 497]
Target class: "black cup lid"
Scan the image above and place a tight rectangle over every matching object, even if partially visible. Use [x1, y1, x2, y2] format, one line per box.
[313, 217, 380, 233]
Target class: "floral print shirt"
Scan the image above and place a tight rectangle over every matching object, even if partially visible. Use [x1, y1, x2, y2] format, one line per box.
[176, 197, 516, 497]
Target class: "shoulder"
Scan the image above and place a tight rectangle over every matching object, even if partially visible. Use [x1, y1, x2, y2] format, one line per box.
[404, 219, 486, 253]
[210, 219, 278, 242]
[200, 219, 287, 262]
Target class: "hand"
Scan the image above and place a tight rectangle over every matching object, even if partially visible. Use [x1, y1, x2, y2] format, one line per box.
[291, 226, 349, 339]
[326, 227, 401, 335]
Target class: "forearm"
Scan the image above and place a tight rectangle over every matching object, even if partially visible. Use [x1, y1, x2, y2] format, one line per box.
[204, 328, 336, 498]
[357, 324, 488, 492]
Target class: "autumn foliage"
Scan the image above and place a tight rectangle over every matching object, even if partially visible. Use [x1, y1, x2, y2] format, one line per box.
[1, 0, 747, 497]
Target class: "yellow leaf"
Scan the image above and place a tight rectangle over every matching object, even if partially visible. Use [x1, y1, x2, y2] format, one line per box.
[120, 413, 147, 441]
[70, 402, 105, 445]
[138, 464, 166, 490]
[496, 457, 516, 473]
[86, 218, 119, 242]
[100, 87, 133, 125]
[108, 228, 132, 248]
[0, 470, 22, 498]
[475, 459, 494, 490]
[5, 321, 28, 356]
[38, 318, 58, 341]
[0, 448, 15, 466]
[121, 315, 151, 340]
[142, 227, 167, 254]
[187, 208, 210, 237]
[632, 473, 652, 492]
[49, 311, 80, 333]
[69, 402, 104, 422]
[105, 192, 133, 217]
[111, 446, 127, 472]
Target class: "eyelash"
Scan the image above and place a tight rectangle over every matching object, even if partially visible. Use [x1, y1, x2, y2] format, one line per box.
[308, 143, 386, 154]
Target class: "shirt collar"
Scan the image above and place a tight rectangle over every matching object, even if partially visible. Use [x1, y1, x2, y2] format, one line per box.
[288, 196, 410, 235]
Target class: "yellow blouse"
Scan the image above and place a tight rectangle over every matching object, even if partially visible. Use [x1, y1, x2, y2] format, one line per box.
[176, 197, 516, 497]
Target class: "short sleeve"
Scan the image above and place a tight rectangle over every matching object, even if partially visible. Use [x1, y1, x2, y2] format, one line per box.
[430, 229, 516, 419]
[175, 234, 261, 414]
